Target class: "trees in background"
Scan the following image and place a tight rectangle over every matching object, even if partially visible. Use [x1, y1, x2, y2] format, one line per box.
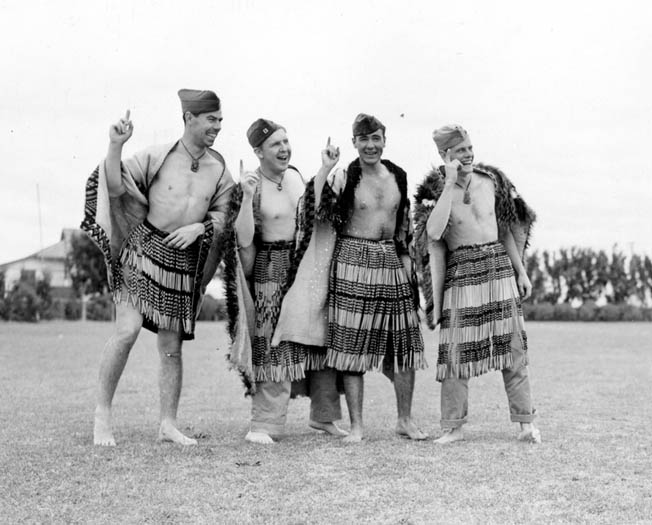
[66, 234, 110, 321]
[526, 246, 652, 306]
[3, 243, 650, 321]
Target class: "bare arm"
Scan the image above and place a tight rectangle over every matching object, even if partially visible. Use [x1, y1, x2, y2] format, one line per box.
[206, 165, 236, 237]
[426, 183, 454, 240]
[105, 110, 133, 197]
[429, 239, 448, 325]
[426, 153, 461, 240]
[234, 160, 259, 249]
[314, 137, 340, 206]
[499, 225, 532, 299]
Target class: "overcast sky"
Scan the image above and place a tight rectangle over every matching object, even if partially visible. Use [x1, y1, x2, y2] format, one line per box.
[1, 0, 650, 263]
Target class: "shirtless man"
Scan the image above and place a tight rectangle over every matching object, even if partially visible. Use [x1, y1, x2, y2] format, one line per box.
[413, 124, 540, 444]
[230, 119, 346, 444]
[313, 113, 427, 442]
[82, 89, 234, 446]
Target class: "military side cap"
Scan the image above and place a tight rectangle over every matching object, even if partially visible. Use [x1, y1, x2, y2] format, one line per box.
[432, 124, 469, 152]
[178, 89, 221, 115]
[352, 113, 385, 136]
[246, 118, 283, 148]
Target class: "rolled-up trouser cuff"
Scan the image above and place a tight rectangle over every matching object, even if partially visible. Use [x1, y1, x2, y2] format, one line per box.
[440, 417, 467, 430]
[510, 408, 537, 424]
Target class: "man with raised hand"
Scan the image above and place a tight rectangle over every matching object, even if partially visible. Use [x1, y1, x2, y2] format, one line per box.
[413, 124, 540, 444]
[224, 119, 346, 444]
[275, 113, 427, 443]
[81, 89, 234, 446]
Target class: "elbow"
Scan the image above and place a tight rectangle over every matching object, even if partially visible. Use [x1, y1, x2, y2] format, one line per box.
[426, 225, 443, 242]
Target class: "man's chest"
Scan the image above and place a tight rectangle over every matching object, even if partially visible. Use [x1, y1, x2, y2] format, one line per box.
[259, 171, 304, 221]
[152, 154, 218, 200]
[450, 176, 496, 222]
[354, 175, 400, 212]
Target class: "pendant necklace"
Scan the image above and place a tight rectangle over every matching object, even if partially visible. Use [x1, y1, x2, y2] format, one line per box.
[258, 168, 284, 191]
[456, 174, 472, 204]
[180, 140, 206, 172]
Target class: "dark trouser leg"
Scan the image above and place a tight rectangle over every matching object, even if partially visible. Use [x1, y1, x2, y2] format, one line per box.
[309, 368, 342, 423]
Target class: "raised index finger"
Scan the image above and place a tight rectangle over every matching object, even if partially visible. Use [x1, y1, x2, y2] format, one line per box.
[326, 136, 331, 148]
[124, 109, 131, 121]
[444, 148, 451, 163]
[239, 159, 244, 177]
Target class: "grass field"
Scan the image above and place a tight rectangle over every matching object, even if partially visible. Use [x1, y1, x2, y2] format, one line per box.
[1, 321, 651, 524]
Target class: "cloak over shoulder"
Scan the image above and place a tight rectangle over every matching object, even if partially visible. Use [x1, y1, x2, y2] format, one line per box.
[412, 163, 536, 329]
[81, 141, 234, 298]
[272, 157, 418, 348]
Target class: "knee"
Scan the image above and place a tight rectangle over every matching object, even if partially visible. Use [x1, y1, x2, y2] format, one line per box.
[158, 331, 182, 359]
[112, 322, 140, 349]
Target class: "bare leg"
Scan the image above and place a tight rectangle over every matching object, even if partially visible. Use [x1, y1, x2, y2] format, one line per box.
[342, 373, 364, 443]
[393, 369, 428, 440]
[94, 303, 142, 446]
[156, 330, 196, 446]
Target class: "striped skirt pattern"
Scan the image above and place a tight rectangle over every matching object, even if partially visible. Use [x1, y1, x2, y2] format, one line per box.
[437, 241, 528, 381]
[116, 220, 201, 340]
[326, 236, 426, 373]
[252, 241, 308, 382]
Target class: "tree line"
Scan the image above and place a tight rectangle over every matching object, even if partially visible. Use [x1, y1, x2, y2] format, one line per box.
[1, 236, 650, 321]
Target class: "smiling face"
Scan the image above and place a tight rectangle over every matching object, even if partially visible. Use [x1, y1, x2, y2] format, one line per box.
[186, 110, 223, 148]
[255, 128, 291, 175]
[441, 136, 474, 173]
[352, 128, 385, 166]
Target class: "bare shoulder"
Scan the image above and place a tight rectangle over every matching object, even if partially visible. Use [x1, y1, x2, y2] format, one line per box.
[205, 149, 226, 171]
[286, 166, 305, 184]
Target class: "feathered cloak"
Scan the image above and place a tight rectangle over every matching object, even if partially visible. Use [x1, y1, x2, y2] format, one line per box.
[412, 163, 536, 329]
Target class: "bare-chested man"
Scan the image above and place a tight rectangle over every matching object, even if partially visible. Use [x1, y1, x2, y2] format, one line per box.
[298, 113, 427, 442]
[413, 124, 540, 444]
[81, 89, 234, 446]
[226, 119, 346, 444]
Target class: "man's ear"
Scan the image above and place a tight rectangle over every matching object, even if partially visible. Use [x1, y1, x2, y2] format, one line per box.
[351, 137, 356, 148]
[253, 147, 264, 160]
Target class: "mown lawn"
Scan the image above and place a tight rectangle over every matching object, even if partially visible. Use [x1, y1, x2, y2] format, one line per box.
[1, 321, 651, 524]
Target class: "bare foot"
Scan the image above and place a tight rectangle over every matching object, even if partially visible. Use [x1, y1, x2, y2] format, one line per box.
[518, 424, 542, 444]
[94, 407, 116, 446]
[434, 427, 464, 444]
[245, 431, 275, 444]
[158, 420, 197, 446]
[342, 425, 364, 443]
[309, 420, 349, 437]
[395, 419, 428, 440]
